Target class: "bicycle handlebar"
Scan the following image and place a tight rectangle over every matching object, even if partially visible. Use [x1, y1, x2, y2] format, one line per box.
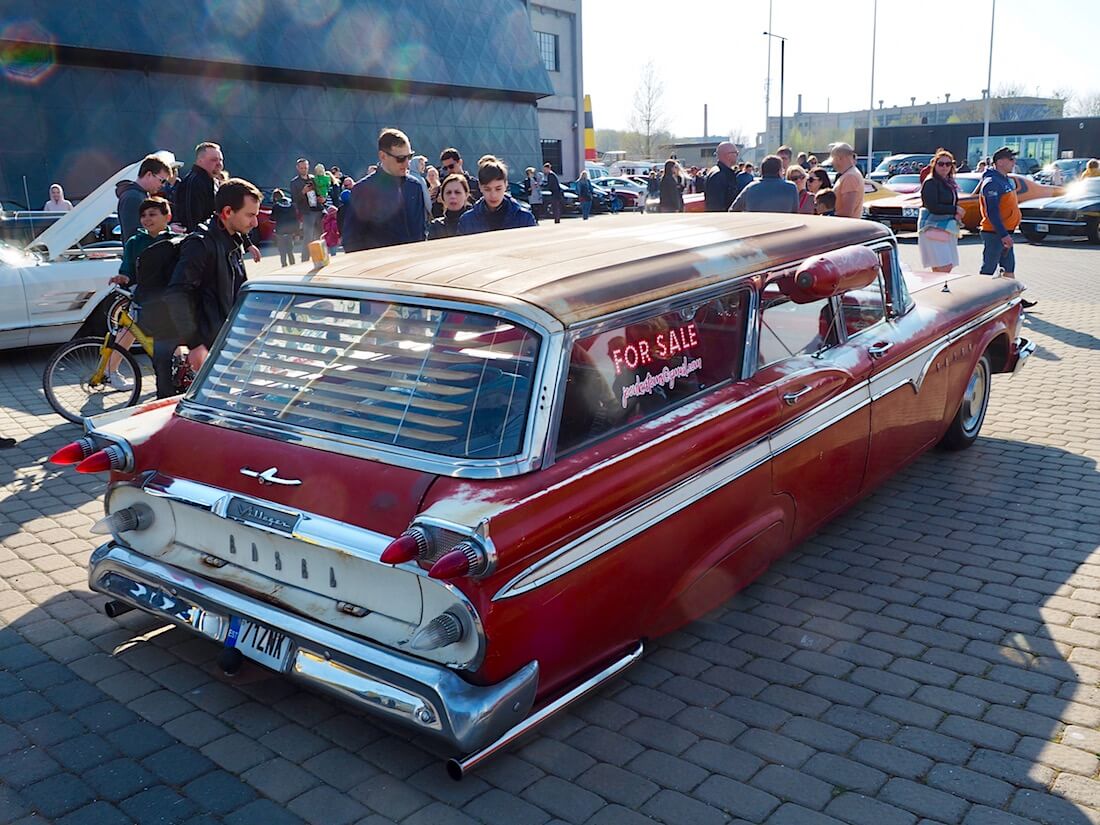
[109, 284, 135, 299]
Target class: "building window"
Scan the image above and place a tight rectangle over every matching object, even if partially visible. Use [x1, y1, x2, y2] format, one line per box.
[536, 31, 559, 72]
[541, 139, 562, 173]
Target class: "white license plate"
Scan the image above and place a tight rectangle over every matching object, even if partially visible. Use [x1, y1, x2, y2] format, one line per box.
[226, 617, 291, 671]
[902, 207, 919, 218]
[1035, 223, 1050, 233]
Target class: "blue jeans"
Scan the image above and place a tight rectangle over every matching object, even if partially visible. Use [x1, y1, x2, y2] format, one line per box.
[980, 231, 1016, 274]
[580, 200, 592, 220]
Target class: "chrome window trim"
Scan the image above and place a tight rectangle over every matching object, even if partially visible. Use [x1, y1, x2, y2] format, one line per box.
[177, 283, 565, 480]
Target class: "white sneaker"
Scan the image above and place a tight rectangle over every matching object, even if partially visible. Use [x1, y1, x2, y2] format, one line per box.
[105, 372, 131, 390]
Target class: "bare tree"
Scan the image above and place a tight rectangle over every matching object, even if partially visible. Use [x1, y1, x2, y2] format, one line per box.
[630, 61, 667, 159]
[1068, 91, 1100, 116]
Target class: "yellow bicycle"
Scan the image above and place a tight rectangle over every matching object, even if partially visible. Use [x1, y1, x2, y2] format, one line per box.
[42, 286, 193, 424]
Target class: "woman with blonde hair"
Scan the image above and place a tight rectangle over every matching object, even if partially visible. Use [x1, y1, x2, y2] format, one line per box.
[787, 166, 814, 214]
[917, 148, 964, 272]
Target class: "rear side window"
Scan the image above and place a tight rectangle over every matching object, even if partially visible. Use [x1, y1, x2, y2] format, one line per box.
[556, 291, 749, 454]
[191, 292, 540, 459]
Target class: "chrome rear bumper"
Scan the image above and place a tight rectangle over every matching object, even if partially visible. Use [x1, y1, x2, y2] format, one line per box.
[89, 543, 538, 752]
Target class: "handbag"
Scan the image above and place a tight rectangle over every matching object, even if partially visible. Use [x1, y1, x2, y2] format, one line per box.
[918, 208, 959, 239]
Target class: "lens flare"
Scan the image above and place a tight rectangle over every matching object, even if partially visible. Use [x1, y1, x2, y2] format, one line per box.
[0, 21, 57, 84]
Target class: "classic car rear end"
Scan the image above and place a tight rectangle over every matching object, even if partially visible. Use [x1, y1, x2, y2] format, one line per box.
[1019, 178, 1100, 243]
[56, 214, 1034, 776]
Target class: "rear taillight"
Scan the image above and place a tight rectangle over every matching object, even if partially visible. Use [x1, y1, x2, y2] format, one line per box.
[410, 611, 465, 651]
[49, 436, 96, 465]
[76, 444, 132, 474]
[428, 541, 489, 580]
[379, 527, 430, 565]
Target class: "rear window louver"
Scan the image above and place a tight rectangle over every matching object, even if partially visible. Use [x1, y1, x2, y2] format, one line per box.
[191, 293, 540, 459]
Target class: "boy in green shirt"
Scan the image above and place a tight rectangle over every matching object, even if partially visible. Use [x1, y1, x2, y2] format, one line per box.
[106, 197, 172, 387]
[112, 197, 172, 287]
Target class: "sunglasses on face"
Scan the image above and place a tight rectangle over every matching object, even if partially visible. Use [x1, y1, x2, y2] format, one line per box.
[935, 161, 954, 167]
[385, 150, 414, 163]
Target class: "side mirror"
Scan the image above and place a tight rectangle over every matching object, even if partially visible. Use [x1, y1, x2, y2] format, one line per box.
[783, 245, 880, 304]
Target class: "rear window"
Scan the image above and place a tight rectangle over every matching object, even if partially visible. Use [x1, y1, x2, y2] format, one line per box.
[191, 292, 541, 459]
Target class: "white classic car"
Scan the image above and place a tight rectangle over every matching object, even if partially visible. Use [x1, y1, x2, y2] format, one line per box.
[0, 152, 175, 350]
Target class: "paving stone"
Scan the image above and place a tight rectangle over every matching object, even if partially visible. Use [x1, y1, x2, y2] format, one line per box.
[673, 706, 747, 743]
[586, 804, 660, 825]
[56, 801, 132, 825]
[735, 728, 815, 768]
[183, 769, 258, 815]
[825, 792, 918, 825]
[641, 789, 729, 825]
[682, 738, 764, 781]
[779, 716, 859, 754]
[803, 752, 888, 795]
[752, 764, 834, 810]
[83, 757, 158, 802]
[242, 757, 317, 803]
[463, 787, 550, 825]
[120, 786, 199, 825]
[21, 772, 96, 819]
[200, 732, 275, 773]
[225, 798, 306, 825]
[521, 775, 605, 824]
[879, 777, 969, 823]
[627, 748, 709, 792]
[577, 762, 659, 807]
[566, 725, 644, 765]
[937, 715, 1018, 752]
[892, 727, 974, 765]
[471, 754, 544, 795]
[621, 716, 699, 755]
[352, 774, 432, 821]
[1009, 788, 1100, 825]
[850, 740, 933, 781]
[518, 737, 596, 780]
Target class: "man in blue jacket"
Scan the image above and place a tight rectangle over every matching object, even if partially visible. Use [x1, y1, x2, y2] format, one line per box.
[728, 154, 799, 214]
[458, 157, 536, 235]
[342, 128, 427, 252]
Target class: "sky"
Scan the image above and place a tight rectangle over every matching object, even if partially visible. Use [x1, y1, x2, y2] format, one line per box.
[581, 0, 1100, 142]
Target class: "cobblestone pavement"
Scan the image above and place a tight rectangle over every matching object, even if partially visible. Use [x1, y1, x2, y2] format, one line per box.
[1, 234, 1099, 824]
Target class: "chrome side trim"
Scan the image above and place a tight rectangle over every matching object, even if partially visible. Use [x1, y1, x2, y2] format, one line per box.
[447, 642, 644, 780]
[769, 381, 870, 457]
[89, 543, 538, 752]
[493, 438, 771, 601]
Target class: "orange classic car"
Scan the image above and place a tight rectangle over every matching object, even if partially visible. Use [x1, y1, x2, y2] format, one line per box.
[53, 213, 1033, 777]
[867, 173, 1064, 233]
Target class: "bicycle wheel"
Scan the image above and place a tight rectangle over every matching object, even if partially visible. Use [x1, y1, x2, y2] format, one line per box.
[106, 294, 131, 335]
[42, 337, 142, 425]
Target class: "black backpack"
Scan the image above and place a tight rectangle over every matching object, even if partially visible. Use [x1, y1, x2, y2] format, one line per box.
[134, 235, 187, 337]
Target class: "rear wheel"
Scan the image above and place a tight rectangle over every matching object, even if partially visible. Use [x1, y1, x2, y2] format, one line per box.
[43, 338, 142, 425]
[939, 354, 991, 451]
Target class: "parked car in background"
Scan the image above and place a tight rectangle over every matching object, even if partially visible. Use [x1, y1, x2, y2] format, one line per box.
[868, 153, 935, 183]
[0, 153, 176, 349]
[508, 181, 579, 217]
[1035, 158, 1090, 185]
[867, 173, 1063, 233]
[1019, 177, 1100, 243]
[61, 213, 1032, 778]
[1013, 157, 1041, 176]
[883, 174, 923, 194]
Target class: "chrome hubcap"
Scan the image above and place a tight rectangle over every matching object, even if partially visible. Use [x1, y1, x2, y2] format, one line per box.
[960, 360, 989, 435]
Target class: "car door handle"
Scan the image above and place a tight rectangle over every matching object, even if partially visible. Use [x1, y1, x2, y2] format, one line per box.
[782, 385, 814, 406]
[868, 341, 894, 359]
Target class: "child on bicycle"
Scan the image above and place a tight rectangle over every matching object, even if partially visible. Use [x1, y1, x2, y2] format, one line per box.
[107, 197, 172, 386]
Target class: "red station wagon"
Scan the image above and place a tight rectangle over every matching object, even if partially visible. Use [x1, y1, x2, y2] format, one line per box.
[52, 213, 1035, 777]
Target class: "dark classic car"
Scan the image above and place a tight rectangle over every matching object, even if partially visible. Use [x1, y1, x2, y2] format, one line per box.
[1019, 177, 1100, 243]
[53, 213, 1033, 777]
[507, 181, 579, 217]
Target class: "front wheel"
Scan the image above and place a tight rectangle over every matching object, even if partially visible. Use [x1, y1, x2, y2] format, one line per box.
[43, 338, 142, 425]
[939, 354, 991, 451]
[1022, 230, 1047, 244]
[1087, 219, 1099, 245]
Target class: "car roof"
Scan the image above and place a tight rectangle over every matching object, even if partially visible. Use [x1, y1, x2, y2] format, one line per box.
[260, 214, 891, 328]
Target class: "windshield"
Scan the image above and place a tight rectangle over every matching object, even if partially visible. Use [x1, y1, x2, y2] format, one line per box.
[191, 292, 542, 460]
[956, 177, 982, 194]
[887, 175, 920, 185]
[1065, 178, 1100, 195]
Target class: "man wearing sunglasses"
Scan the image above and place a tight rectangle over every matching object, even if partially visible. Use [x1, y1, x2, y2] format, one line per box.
[343, 128, 428, 252]
[438, 148, 477, 203]
[116, 154, 172, 243]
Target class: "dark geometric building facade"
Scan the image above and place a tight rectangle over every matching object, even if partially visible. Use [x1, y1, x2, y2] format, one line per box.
[0, 1, 555, 202]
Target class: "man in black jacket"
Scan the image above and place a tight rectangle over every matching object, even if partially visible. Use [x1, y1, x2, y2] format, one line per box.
[704, 142, 743, 212]
[543, 162, 564, 223]
[160, 179, 259, 398]
[342, 128, 426, 252]
[173, 142, 223, 231]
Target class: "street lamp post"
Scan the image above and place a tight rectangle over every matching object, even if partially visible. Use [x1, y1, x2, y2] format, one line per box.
[982, 0, 997, 159]
[763, 31, 787, 147]
[868, 0, 878, 176]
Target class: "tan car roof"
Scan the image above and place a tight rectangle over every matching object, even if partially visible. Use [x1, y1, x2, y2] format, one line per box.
[271, 213, 891, 327]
